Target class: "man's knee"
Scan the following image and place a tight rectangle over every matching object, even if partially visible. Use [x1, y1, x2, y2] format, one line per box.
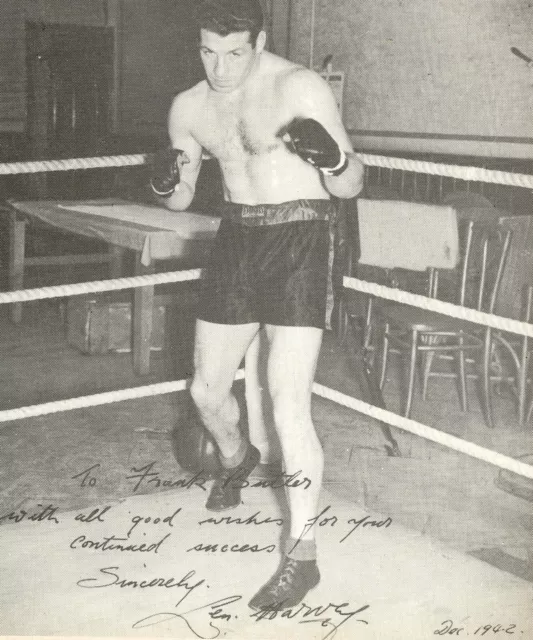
[271, 394, 312, 431]
[190, 375, 229, 416]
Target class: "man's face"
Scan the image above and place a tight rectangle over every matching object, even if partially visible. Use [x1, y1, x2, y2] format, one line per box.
[199, 29, 265, 93]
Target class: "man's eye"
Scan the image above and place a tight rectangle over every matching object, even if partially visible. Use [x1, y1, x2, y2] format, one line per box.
[231, 52, 241, 57]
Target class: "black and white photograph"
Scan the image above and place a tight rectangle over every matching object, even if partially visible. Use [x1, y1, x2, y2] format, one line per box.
[0, 1, 532, 638]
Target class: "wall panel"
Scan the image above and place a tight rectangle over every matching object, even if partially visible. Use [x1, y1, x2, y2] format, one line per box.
[289, 0, 533, 156]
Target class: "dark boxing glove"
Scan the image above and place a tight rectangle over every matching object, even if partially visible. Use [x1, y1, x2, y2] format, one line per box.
[285, 118, 348, 176]
[150, 148, 186, 197]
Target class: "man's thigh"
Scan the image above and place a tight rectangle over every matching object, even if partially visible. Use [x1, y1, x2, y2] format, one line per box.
[194, 319, 260, 390]
[264, 325, 323, 406]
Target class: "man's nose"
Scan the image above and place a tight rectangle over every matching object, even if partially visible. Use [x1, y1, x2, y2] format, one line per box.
[214, 56, 225, 77]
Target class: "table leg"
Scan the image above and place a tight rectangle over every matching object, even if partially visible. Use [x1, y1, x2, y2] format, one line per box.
[133, 255, 155, 375]
[8, 212, 26, 324]
[109, 245, 125, 279]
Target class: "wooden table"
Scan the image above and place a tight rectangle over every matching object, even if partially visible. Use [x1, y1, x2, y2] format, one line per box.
[5, 198, 220, 375]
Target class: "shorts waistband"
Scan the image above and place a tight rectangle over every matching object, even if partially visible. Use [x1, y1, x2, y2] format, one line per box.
[221, 199, 336, 226]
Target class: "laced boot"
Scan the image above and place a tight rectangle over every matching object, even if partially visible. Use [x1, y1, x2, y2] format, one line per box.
[248, 555, 320, 611]
[206, 443, 260, 511]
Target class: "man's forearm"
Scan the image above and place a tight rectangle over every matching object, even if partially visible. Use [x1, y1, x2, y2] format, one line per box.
[323, 153, 364, 199]
[155, 181, 195, 211]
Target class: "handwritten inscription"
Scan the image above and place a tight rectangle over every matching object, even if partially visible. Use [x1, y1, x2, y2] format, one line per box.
[126, 506, 182, 537]
[0, 503, 60, 525]
[434, 619, 518, 636]
[72, 463, 100, 487]
[77, 566, 206, 607]
[132, 595, 370, 640]
[220, 469, 312, 490]
[198, 511, 284, 527]
[132, 594, 243, 638]
[187, 541, 276, 553]
[126, 463, 209, 493]
[70, 532, 171, 554]
[291, 505, 392, 548]
[251, 601, 370, 640]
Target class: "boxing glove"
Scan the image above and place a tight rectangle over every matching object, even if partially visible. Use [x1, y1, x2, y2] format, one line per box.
[150, 148, 185, 197]
[286, 118, 348, 176]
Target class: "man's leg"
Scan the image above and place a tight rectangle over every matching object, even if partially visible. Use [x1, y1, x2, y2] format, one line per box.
[245, 329, 282, 467]
[190, 319, 261, 510]
[249, 324, 323, 609]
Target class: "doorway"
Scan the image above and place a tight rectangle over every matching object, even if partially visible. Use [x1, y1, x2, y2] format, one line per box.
[26, 22, 114, 199]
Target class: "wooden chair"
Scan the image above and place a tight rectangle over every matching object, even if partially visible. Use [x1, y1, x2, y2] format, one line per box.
[375, 218, 511, 424]
[484, 216, 533, 427]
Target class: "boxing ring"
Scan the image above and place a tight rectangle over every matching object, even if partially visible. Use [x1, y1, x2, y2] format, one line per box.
[1, 152, 533, 638]
[0, 152, 532, 479]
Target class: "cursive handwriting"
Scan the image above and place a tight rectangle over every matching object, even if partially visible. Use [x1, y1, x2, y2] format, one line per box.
[77, 566, 206, 607]
[434, 619, 518, 636]
[339, 514, 392, 543]
[0, 503, 61, 525]
[290, 505, 393, 552]
[132, 594, 243, 638]
[221, 469, 312, 490]
[126, 506, 182, 537]
[198, 511, 283, 527]
[251, 601, 370, 640]
[74, 505, 112, 523]
[72, 463, 100, 487]
[187, 541, 276, 553]
[125, 462, 209, 493]
[70, 532, 170, 553]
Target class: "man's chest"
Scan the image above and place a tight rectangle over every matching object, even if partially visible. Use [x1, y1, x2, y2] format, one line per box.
[193, 93, 289, 158]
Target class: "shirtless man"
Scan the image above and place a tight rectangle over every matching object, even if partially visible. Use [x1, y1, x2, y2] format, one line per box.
[151, 0, 363, 610]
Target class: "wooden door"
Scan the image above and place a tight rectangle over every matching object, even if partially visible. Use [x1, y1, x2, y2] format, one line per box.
[26, 22, 114, 199]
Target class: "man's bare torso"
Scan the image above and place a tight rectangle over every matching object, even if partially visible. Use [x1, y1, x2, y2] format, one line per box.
[181, 52, 329, 205]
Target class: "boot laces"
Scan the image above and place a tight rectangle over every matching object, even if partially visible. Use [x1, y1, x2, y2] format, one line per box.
[272, 558, 298, 593]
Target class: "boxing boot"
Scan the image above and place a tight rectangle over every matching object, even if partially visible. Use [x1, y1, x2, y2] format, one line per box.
[248, 555, 321, 610]
[206, 443, 260, 511]
[285, 118, 348, 176]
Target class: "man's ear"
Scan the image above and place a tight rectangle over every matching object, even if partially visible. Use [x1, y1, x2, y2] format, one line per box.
[255, 30, 267, 53]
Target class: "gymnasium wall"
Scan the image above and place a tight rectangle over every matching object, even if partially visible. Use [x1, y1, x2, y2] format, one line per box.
[0, 0, 115, 133]
[288, 0, 533, 158]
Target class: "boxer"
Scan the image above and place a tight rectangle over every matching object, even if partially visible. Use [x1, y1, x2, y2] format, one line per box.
[151, 0, 363, 610]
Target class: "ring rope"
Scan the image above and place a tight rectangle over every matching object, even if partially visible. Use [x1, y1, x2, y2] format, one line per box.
[0, 154, 147, 175]
[357, 153, 533, 190]
[0, 372, 530, 480]
[0, 152, 531, 190]
[0, 269, 201, 305]
[344, 277, 533, 338]
[0, 370, 244, 425]
[312, 383, 533, 480]
[0, 153, 532, 484]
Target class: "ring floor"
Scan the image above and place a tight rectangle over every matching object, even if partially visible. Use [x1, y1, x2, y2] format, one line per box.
[0, 288, 532, 637]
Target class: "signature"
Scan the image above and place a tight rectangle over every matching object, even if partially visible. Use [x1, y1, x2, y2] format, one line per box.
[251, 601, 370, 640]
[132, 595, 369, 640]
[132, 594, 242, 639]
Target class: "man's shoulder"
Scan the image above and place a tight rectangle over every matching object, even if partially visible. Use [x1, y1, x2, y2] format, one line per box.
[277, 64, 330, 94]
[170, 81, 208, 117]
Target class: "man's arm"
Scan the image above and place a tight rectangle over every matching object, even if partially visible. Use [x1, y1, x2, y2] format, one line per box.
[152, 92, 203, 211]
[283, 69, 364, 199]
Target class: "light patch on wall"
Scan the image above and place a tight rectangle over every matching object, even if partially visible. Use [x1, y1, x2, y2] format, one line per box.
[289, 0, 533, 140]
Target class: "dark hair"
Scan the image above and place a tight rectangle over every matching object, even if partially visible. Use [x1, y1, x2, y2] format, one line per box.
[194, 0, 264, 46]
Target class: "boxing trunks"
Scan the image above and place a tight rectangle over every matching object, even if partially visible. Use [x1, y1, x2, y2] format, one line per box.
[197, 199, 337, 329]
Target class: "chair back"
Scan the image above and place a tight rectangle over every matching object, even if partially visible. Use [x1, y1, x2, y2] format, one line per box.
[466, 223, 512, 314]
[357, 199, 459, 272]
[495, 216, 533, 319]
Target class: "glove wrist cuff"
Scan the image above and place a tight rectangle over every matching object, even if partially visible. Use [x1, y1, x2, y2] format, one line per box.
[322, 151, 349, 177]
[150, 179, 179, 198]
